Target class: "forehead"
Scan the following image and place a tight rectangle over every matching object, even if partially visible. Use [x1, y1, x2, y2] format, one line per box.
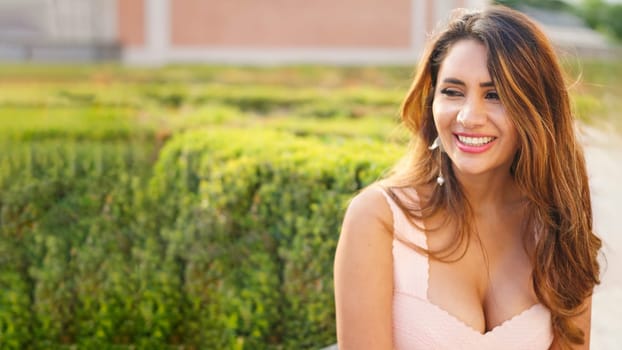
[437, 39, 491, 82]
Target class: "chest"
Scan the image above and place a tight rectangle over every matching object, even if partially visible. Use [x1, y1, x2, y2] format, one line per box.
[424, 216, 539, 334]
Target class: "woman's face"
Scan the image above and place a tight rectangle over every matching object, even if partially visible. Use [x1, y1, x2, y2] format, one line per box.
[432, 39, 519, 180]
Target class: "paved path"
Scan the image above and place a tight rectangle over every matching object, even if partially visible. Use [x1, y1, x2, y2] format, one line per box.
[582, 126, 622, 349]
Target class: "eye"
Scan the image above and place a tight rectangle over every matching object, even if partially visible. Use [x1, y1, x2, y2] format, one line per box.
[440, 88, 463, 97]
[485, 91, 500, 100]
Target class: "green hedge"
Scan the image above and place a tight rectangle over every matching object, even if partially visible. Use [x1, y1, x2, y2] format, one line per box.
[0, 107, 152, 142]
[0, 128, 400, 349]
[0, 140, 153, 348]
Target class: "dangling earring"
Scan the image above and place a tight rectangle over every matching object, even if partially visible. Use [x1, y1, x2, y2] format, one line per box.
[428, 136, 445, 186]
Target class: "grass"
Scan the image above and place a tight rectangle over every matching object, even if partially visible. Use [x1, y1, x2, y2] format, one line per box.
[0, 62, 619, 142]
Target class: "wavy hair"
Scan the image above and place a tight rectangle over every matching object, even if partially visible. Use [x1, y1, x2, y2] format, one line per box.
[382, 5, 601, 347]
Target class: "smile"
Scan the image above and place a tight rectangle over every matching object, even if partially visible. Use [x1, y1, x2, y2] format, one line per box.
[457, 135, 495, 146]
[454, 134, 497, 154]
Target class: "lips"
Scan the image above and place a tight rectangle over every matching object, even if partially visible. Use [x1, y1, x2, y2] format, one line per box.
[454, 133, 497, 153]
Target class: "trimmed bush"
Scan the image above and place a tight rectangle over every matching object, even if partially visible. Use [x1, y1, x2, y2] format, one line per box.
[0, 128, 400, 349]
[0, 140, 153, 348]
[148, 129, 399, 348]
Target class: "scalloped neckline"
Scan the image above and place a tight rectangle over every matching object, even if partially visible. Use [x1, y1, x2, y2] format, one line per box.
[422, 298, 544, 336]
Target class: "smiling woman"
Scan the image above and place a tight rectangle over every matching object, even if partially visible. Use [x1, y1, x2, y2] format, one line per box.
[334, 5, 602, 350]
[433, 39, 520, 180]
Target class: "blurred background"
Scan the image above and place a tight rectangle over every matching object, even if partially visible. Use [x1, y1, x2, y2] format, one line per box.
[0, 0, 620, 64]
[0, 0, 620, 349]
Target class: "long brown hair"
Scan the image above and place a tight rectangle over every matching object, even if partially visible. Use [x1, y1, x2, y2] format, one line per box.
[382, 5, 601, 347]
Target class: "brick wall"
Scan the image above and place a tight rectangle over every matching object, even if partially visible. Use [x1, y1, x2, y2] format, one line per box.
[170, 0, 411, 48]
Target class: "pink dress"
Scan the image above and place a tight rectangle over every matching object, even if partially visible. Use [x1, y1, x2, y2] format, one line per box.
[377, 188, 554, 349]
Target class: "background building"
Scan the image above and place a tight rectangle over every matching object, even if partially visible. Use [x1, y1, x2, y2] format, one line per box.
[0, 0, 617, 64]
[0, 0, 488, 64]
[118, 0, 489, 64]
[0, 0, 118, 61]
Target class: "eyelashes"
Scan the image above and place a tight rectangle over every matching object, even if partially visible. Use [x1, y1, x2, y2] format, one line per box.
[440, 88, 462, 97]
[485, 91, 500, 100]
[439, 88, 500, 101]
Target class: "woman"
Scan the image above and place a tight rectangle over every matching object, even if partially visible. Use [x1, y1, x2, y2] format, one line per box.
[334, 5, 601, 350]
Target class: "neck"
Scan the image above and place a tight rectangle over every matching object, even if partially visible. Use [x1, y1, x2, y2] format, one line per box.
[453, 167, 521, 215]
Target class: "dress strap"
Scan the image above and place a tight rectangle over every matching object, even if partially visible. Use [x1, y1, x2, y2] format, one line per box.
[374, 185, 429, 299]
[374, 186, 427, 249]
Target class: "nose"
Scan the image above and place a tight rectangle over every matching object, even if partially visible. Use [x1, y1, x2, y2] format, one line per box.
[457, 97, 487, 128]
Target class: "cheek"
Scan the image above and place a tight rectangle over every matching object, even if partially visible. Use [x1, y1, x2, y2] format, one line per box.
[432, 102, 441, 129]
[432, 100, 454, 129]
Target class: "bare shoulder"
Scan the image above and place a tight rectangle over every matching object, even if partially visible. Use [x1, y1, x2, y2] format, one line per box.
[335, 186, 394, 266]
[343, 185, 394, 235]
[334, 185, 395, 348]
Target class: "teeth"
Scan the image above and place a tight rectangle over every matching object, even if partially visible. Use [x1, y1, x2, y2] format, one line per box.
[457, 135, 495, 146]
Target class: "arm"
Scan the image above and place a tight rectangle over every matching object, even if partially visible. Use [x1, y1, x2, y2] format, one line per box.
[334, 188, 394, 350]
[549, 296, 593, 350]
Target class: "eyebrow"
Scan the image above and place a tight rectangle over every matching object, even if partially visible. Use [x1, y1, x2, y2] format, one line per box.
[443, 78, 495, 87]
